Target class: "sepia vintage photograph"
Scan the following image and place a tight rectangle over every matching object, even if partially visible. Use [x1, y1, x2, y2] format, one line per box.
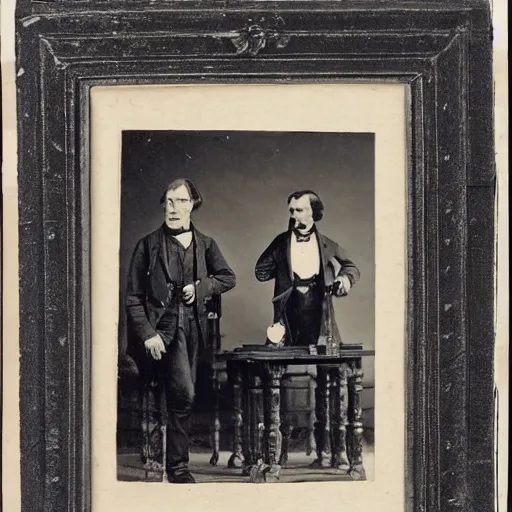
[2, 0, 504, 510]
[116, 130, 376, 484]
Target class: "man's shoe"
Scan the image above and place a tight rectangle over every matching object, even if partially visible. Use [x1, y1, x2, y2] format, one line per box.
[167, 470, 196, 484]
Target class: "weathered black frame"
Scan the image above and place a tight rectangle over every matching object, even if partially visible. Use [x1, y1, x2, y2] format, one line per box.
[15, 1, 495, 511]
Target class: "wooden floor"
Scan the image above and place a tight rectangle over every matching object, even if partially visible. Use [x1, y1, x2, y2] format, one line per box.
[118, 447, 375, 483]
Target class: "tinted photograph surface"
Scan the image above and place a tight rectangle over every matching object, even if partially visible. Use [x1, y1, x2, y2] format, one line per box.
[117, 130, 375, 484]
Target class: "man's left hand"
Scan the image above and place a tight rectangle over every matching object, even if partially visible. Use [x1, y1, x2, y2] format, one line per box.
[182, 283, 196, 305]
[333, 276, 352, 297]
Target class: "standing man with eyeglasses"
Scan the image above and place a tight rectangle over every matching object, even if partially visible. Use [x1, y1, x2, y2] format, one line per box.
[126, 178, 236, 483]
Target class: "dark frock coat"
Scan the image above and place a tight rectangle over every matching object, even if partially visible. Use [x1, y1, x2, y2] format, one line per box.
[255, 228, 360, 346]
[126, 224, 236, 376]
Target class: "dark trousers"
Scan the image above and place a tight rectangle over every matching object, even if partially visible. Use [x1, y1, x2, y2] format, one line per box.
[287, 279, 323, 346]
[158, 311, 199, 473]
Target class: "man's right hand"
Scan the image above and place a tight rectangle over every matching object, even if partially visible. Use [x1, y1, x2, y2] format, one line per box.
[144, 334, 166, 360]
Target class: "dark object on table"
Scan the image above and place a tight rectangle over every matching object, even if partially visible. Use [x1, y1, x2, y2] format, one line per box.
[237, 344, 309, 353]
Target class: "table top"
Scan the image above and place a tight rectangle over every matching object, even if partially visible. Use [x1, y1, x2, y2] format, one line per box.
[217, 345, 375, 364]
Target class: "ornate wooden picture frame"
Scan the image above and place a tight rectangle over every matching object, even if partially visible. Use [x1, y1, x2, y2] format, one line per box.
[15, 0, 495, 510]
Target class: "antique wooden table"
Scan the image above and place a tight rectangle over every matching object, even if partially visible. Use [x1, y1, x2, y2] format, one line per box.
[214, 346, 376, 483]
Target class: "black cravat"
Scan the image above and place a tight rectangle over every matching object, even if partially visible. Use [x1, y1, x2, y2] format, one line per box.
[293, 227, 315, 243]
[163, 224, 191, 237]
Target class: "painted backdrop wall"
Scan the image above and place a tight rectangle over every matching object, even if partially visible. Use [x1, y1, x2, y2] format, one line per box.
[118, 131, 375, 384]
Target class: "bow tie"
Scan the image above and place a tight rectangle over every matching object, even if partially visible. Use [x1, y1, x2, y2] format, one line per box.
[293, 228, 315, 242]
[296, 233, 313, 243]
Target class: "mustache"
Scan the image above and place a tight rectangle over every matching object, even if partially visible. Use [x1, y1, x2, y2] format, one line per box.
[288, 218, 309, 230]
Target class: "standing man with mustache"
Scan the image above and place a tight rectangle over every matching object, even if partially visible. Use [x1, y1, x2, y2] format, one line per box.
[255, 190, 361, 470]
[255, 190, 360, 348]
[126, 178, 236, 483]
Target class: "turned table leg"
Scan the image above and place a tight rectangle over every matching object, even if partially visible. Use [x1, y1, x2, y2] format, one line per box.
[278, 419, 293, 466]
[241, 363, 256, 476]
[263, 362, 286, 482]
[141, 380, 164, 482]
[330, 364, 350, 472]
[307, 373, 316, 457]
[328, 367, 337, 467]
[249, 362, 286, 483]
[250, 372, 265, 464]
[227, 362, 244, 469]
[209, 364, 221, 466]
[311, 365, 331, 468]
[347, 358, 366, 480]
[279, 373, 293, 466]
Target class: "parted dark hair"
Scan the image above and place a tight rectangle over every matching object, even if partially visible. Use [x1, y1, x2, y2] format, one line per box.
[287, 190, 324, 222]
[159, 178, 203, 211]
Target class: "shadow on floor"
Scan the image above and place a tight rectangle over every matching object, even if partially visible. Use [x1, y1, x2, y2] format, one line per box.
[118, 446, 375, 484]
